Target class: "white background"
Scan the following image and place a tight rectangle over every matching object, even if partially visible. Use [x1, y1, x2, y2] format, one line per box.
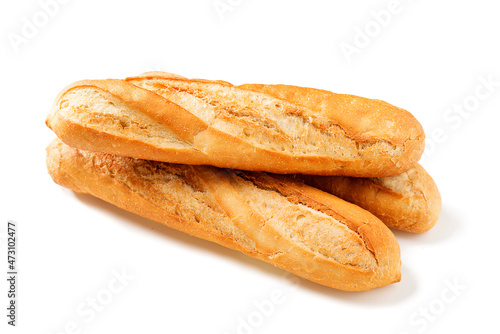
[1, 0, 499, 333]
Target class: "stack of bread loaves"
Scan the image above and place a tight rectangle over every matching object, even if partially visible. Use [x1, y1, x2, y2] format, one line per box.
[45, 72, 441, 291]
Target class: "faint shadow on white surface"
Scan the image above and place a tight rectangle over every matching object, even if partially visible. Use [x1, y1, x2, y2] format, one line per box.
[73, 193, 457, 305]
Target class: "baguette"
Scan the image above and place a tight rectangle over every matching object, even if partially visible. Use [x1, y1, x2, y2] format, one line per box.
[45, 72, 425, 177]
[46, 138, 401, 291]
[294, 164, 441, 233]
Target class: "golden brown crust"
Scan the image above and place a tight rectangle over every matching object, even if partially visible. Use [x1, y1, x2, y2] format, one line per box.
[239, 83, 425, 175]
[296, 164, 441, 233]
[46, 72, 424, 177]
[46, 138, 401, 291]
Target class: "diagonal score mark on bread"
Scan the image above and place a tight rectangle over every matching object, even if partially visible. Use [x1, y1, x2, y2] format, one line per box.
[47, 79, 209, 146]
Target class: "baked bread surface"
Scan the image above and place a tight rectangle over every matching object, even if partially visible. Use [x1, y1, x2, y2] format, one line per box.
[45, 72, 425, 177]
[297, 164, 441, 233]
[46, 138, 401, 291]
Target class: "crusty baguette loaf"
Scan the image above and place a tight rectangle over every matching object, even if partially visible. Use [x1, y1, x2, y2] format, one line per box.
[45, 71, 424, 177]
[294, 164, 441, 233]
[46, 138, 401, 291]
